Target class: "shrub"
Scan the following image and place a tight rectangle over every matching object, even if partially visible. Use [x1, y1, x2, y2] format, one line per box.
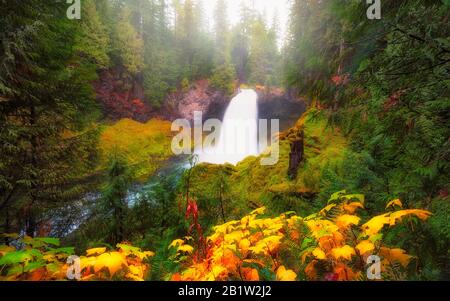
[169, 191, 431, 281]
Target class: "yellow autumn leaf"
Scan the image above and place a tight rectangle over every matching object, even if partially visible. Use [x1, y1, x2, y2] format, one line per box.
[248, 235, 282, 255]
[306, 220, 339, 238]
[128, 265, 144, 279]
[276, 265, 297, 281]
[211, 265, 227, 278]
[362, 213, 391, 236]
[386, 199, 403, 210]
[287, 216, 302, 229]
[142, 251, 155, 258]
[319, 204, 336, 216]
[169, 239, 184, 249]
[355, 240, 375, 255]
[239, 238, 251, 253]
[212, 220, 238, 235]
[86, 247, 107, 256]
[249, 207, 266, 216]
[93, 252, 127, 276]
[80, 256, 97, 271]
[262, 235, 282, 252]
[312, 248, 326, 260]
[224, 231, 244, 243]
[331, 245, 356, 261]
[177, 244, 194, 254]
[335, 214, 360, 229]
[389, 209, 432, 226]
[43, 254, 58, 263]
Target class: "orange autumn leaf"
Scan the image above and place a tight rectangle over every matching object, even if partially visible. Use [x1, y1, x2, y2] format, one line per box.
[289, 230, 300, 241]
[304, 260, 318, 280]
[334, 263, 360, 281]
[380, 247, 414, 267]
[389, 209, 432, 226]
[242, 267, 259, 281]
[28, 268, 46, 281]
[343, 201, 364, 214]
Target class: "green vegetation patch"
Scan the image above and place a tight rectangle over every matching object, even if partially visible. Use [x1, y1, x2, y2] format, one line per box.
[99, 118, 174, 181]
[188, 109, 350, 217]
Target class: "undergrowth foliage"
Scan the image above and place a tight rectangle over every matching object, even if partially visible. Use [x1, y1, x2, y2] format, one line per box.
[169, 191, 431, 281]
[0, 192, 432, 281]
[0, 235, 154, 281]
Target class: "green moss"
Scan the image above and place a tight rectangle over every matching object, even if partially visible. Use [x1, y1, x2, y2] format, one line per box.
[99, 118, 174, 181]
[189, 109, 350, 216]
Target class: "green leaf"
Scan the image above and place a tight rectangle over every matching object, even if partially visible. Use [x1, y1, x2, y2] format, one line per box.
[36, 237, 60, 246]
[22, 236, 44, 248]
[283, 211, 297, 216]
[369, 233, 383, 243]
[117, 243, 141, 254]
[24, 260, 45, 272]
[46, 262, 60, 273]
[328, 190, 346, 204]
[6, 264, 24, 276]
[300, 237, 314, 250]
[344, 194, 365, 204]
[0, 250, 33, 265]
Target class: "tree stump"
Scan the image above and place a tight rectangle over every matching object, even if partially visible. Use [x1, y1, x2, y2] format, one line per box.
[288, 130, 304, 180]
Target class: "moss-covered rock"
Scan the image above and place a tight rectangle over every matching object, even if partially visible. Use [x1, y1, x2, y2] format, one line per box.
[99, 118, 174, 181]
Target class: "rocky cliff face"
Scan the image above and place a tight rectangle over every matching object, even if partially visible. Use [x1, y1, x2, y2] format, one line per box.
[94, 73, 305, 129]
[158, 79, 229, 122]
[256, 87, 307, 132]
[93, 68, 154, 122]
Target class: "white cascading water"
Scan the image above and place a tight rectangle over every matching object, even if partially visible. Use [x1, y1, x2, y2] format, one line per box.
[197, 89, 259, 165]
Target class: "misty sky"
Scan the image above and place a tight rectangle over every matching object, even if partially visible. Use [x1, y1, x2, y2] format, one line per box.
[201, 0, 291, 45]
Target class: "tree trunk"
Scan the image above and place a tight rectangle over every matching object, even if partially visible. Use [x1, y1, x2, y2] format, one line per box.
[288, 131, 304, 180]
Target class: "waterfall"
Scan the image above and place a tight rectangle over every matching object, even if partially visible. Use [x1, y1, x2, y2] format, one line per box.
[197, 89, 259, 165]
